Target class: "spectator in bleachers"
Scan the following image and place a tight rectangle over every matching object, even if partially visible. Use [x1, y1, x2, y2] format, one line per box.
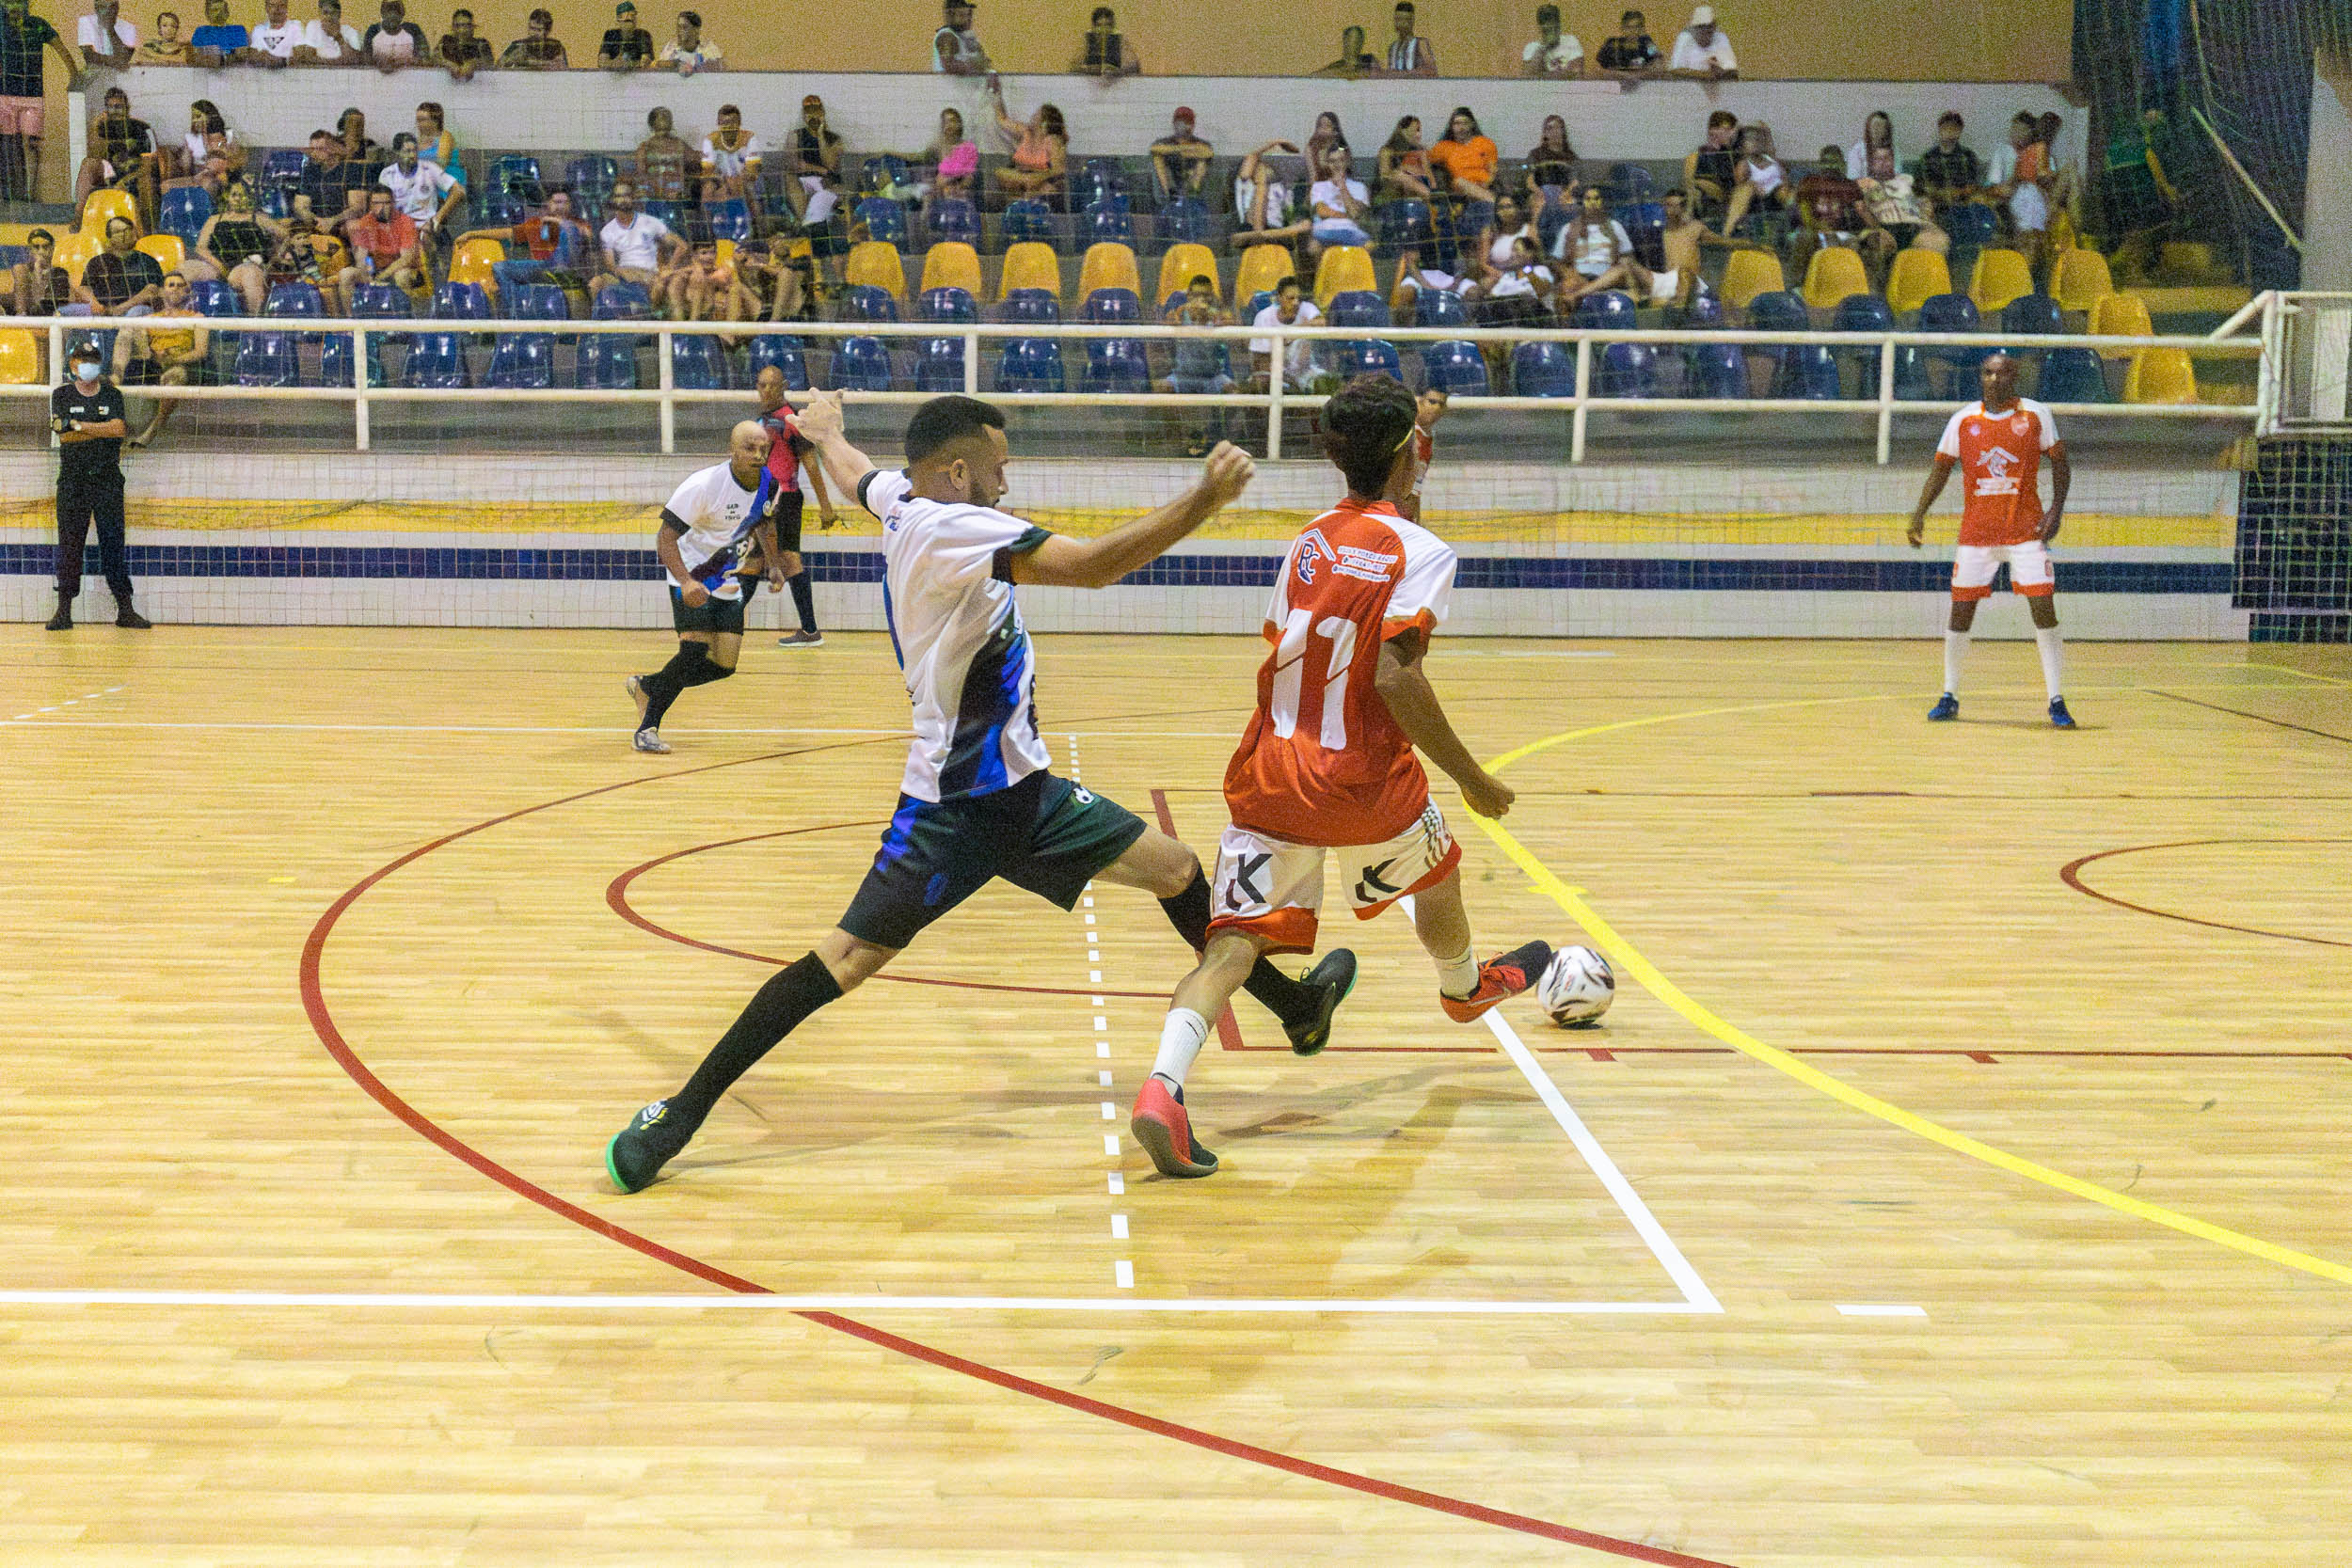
[337, 105, 379, 167]
[635, 105, 694, 203]
[1716, 122, 1788, 238]
[1428, 107, 1497, 204]
[1305, 111, 1347, 165]
[1843, 109, 1893, 182]
[78, 0, 136, 67]
[1667, 4, 1734, 78]
[295, 123, 369, 232]
[1231, 140, 1308, 253]
[437, 8, 490, 77]
[1161, 274, 1233, 454]
[785, 94, 842, 229]
[921, 105, 977, 201]
[379, 129, 465, 241]
[1375, 116, 1432, 203]
[8, 229, 71, 318]
[500, 7, 564, 67]
[656, 8, 718, 72]
[1855, 145, 1946, 283]
[1523, 4, 1581, 76]
[597, 0, 652, 67]
[1791, 144, 1862, 257]
[1595, 8, 1659, 74]
[1311, 24, 1372, 79]
[1477, 193, 1539, 273]
[930, 0, 986, 74]
[1551, 182, 1648, 306]
[699, 102, 761, 203]
[1467, 234, 1553, 324]
[591, 176, 683, 296]
[1071, 6, 1136, 76]
[294, 0, 362, 63]
[279, 207, 356, 311]
[349, 182, 427, 288]
[1389, 245, 1468, 317]
[413, 99, 457, 172]
[1652, 188, 1708, 307]
[136, 8, 190, 61]
[1375, 0, 1434, 75]
[2035, 112, 2080, 222]
[168, 144, 233, 201]
[119, 271, 210, 445]
[725, 234, 807, 324]
[1525, 115, 1577, 207]
[1985, 111, 2045, 267]
[1683, 109, 1738, 216]
[163, 96, 233, 182]
[250, 0, 302, 65]
[1150, 107, 1211, 202]
[1306, 144, 1370, 261]
[1918, 112, 1982, 209]
[71, 214, 165, 316]
[362, 0, 426, 70]
[193, 176, 284, 307]
[654, 234, 727, 319]
[1248, 274, 1325, 392]
[76, 87, 158, 226]
[187, 0, 247, 64]
[988, 82, 1064, 204]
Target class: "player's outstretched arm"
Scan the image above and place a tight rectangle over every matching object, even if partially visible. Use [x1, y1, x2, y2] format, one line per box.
[1372, 630, 1514, 819]
[787, 388, 873, 499]
[1907, 454, 1955, 548]
[1012, 443, 1255, 590]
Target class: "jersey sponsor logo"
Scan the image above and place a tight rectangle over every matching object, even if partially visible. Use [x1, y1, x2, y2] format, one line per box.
[1974, 443, 2022, 497]
[1295, 528, 1334, 585]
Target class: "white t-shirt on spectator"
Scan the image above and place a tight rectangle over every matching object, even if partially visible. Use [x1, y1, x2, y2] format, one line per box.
[250, 18, 302, 57]
[657, 37, 720, 70]
[1986, 143, 2018, 187]
[700, 133, 763, 182]
[1250, 300, 1323, 386]
[183, 127, 237, 166]
[1668, 26, 1735, 71]
[1523, 35, 1581, 71]
[368, 25, 418, 63]
[380, 160, 461, 221]
[1395, 266, 1465, 297]
[1486, 264, 1554, 299]
[1233, 174, 1291, 227]
[77, 13, 139, 52]
[1309, 177, 1367, 218]
[1555, 217, 1634, 277]
[301, 19, 362, 56]
[600, 212, 673, 273]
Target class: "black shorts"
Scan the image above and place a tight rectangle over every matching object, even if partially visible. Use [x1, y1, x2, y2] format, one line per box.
[769, 489, 805, 555]
[839, 770, 1150, 950]
[669, 584, 749, 635]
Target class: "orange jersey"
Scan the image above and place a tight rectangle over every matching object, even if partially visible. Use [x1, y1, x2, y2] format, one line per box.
[1223, 499, 1458, 847]
[1936, 398, 2062, 546]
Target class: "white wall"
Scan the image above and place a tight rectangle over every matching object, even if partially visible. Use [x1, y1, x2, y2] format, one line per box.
[2305, 63, 2352, 292]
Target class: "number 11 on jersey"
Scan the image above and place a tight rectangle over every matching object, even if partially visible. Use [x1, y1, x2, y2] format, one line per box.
[1267, 607, 1359, 751]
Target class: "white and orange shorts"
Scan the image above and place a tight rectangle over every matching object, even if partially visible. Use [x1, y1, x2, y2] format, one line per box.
[1952, 541, 2055, 601]
[1205, 800, 1461, 956]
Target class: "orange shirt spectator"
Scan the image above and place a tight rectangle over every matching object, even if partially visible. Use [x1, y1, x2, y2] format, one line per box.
[1426, 109, 1498, 200]
[347, 203, 419, 268]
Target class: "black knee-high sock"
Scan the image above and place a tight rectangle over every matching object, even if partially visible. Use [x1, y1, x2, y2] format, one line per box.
[638, 643, 726, 729]
[667, 952, 844, 1130]
[1159, 868, 1316, 1026]
[787, 571, 818, 633]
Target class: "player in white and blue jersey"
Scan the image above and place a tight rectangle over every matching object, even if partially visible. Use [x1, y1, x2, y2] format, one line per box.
[606, 393, 1359, 1192]
[625, 420, 786, 754]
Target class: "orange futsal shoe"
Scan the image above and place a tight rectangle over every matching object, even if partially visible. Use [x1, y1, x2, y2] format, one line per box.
[1438, 939, 1556, 1022]
[1130, 1075, 1219, 1179]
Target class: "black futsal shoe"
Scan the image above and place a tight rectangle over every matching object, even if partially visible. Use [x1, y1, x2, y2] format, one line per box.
[606, 1099, 694, 1193]
[1283, 948, 1359, 1055]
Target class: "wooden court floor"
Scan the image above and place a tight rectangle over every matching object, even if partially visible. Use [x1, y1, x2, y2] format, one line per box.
[2, 627, 2347, 1566]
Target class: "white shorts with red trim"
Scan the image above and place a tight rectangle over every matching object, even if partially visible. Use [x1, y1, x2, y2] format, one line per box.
[1951, 541, 2055, 600]
[1205, 800, 1461, 956]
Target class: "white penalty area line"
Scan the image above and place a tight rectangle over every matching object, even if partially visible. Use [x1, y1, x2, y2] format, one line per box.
[0, 1289, 1715, 1316]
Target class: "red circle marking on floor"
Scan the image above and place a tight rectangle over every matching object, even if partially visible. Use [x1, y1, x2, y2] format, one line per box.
[2058, 838, 2352, 950]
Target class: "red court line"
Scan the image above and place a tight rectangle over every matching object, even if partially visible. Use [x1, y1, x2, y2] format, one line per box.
[1148, 787, 1248, 1053]
[2058, 838, 2352, 951]
[296, 754, 1739, 1565]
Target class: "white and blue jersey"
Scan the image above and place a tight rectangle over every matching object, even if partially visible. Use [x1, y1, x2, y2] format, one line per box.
[859, 468, 1055, 803]
[663, 460, 779, 601]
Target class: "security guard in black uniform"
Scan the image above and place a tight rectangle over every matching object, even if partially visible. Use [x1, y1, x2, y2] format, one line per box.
[47, 339, 150, 631]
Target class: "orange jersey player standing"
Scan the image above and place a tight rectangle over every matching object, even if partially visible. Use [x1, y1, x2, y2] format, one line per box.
[1907, 352, 2076, 728]
[1129, 373, 1557, 1180]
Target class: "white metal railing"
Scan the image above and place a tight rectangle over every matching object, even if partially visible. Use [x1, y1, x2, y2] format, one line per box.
[5, 308, 2265, 464]
[2259, 292, 2352, 436]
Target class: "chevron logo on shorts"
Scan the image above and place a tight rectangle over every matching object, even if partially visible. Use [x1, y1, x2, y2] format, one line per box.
[1227, 852, 1271, 908]
[1354, 856, 1403, 904]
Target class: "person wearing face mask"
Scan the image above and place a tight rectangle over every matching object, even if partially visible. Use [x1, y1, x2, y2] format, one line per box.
[48, 342, 150, 631]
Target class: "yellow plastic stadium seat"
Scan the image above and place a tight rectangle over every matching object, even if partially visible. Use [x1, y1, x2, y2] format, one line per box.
[714, 238, 736, 270]
[0, 221, 36, 247]
[79, 188, 139, 236]
[844, 239, 906, 300]
[135, 233, 186, 275]
[1718, 247, 1785, 311]
[1968, 247, 2034, 315]
[996, 241, 1062, 301]
[1311, 245, 1374, 307]
[449, 237, 505, 293]
[1799, 246, 1869, 311]
[2090, 290, 2154, 358]
[52, 228, 103, 286]
[919, 241, 981, 298]
[1077, 241, 1140, 302]
[1884, 246, 1951, 314]
[1232, 244, 1294, 309]
[2057, 247, 2115, 314]
[0, 329, 39, 386]
[1154, 242, 1218, 307]
[2123, 347, 2197, 404]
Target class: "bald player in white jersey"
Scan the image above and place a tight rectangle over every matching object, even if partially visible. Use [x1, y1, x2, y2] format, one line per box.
[605, 392, 1358, 1193]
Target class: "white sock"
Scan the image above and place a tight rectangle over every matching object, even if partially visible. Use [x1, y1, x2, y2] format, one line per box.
[1434, 941, 1478, 1000]
[2035, 626, 2064, 700]
[1943, 629, 1971, 695]
[1150, 1008, 1210, 1089]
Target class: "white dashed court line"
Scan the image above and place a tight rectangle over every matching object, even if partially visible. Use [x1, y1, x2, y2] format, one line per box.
[5, 684, 125, 723]
[1836, 1304, 1928, 1318]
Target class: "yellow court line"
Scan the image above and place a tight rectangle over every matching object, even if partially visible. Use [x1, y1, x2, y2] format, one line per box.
[1472, 700, 2352, 1288]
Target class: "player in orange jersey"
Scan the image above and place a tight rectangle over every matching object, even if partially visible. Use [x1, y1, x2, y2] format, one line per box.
[1398, 384, 1449, 521]
[1906, 353, 2075, 727]
[1130, 374, 1554, 1179]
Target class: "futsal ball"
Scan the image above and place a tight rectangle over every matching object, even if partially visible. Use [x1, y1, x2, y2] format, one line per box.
[1537, 946, 1615, 1028]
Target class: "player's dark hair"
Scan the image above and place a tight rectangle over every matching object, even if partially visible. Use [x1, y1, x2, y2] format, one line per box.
[904, 395, 1007, 467]
[1321, 373, 1418, 499]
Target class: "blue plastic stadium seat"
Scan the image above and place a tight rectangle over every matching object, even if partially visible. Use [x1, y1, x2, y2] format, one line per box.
[863, 153, 911, 193]
[1082, 339, 1152, 393]
[1378, 198, 1436, 253]
[1081, 200, 1134, 245]
[1327, 290, 1391, 327]
[260, 148, 309, 189]
[995, 338, 1067, 392]
[1336, 340, 1401, 380]
[670, 334, 727, 390]
[346, 283, 410, 384]
[1072, 159, 1121, 210]
[747, 334, 809, 389]
[829, 336, 895, 391]
[566, 154, 618, 197]
[489, 153, 542, 205]
[2001, 293, 2065, 339]
[1001, 198, 1057, 245]
[1614, 201, 1668, 271]
[434, 281, 493, 320]
[1684, 341, 1748, 398]
[1772, 344, 1843, 399]
[576, 333, 638, 388]
[1536, 199, 1571, 258]
[471, 190, 526, 230]
[1595, 341, 1658, 398]
[1156, 197, 1212, 244]
[1835, 293, 1897, 389]
[1942, 201, 1999, 249]
[1414, 288, 1469, 327]
[920, 285, 978, 323]
[999, 288, 1061, 324]
[1573, 290, 1637, 330]
[1448, 199, 1496, 246]
[264, 282, 326, 317]
[1083, 287, 1141, 323]
[914, 336, 966, 391]
[1512, 341, 1576, 397]
[593, 282, 652, 320]
[234, 331, 299, 387]
[837, 284, 900, 323]
[639, 198, 679, 230]
[399, 331, 470, 388]
[1420, 341, 1489, 396]
[188, 278, 239, 318]
[1603, 162, 1655, 203]
[2037, 346, 2108, 403]
[501, 281, 568, 321]
[1918, 292, 1986, 371]
[160, 185, 212, 249]
[485, 331, 555, 388]
[706, 198, 752, 244]
[926, 198, 981, 247]
[1745, 290, 1810, 333]
[853, 197, 907, 245]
